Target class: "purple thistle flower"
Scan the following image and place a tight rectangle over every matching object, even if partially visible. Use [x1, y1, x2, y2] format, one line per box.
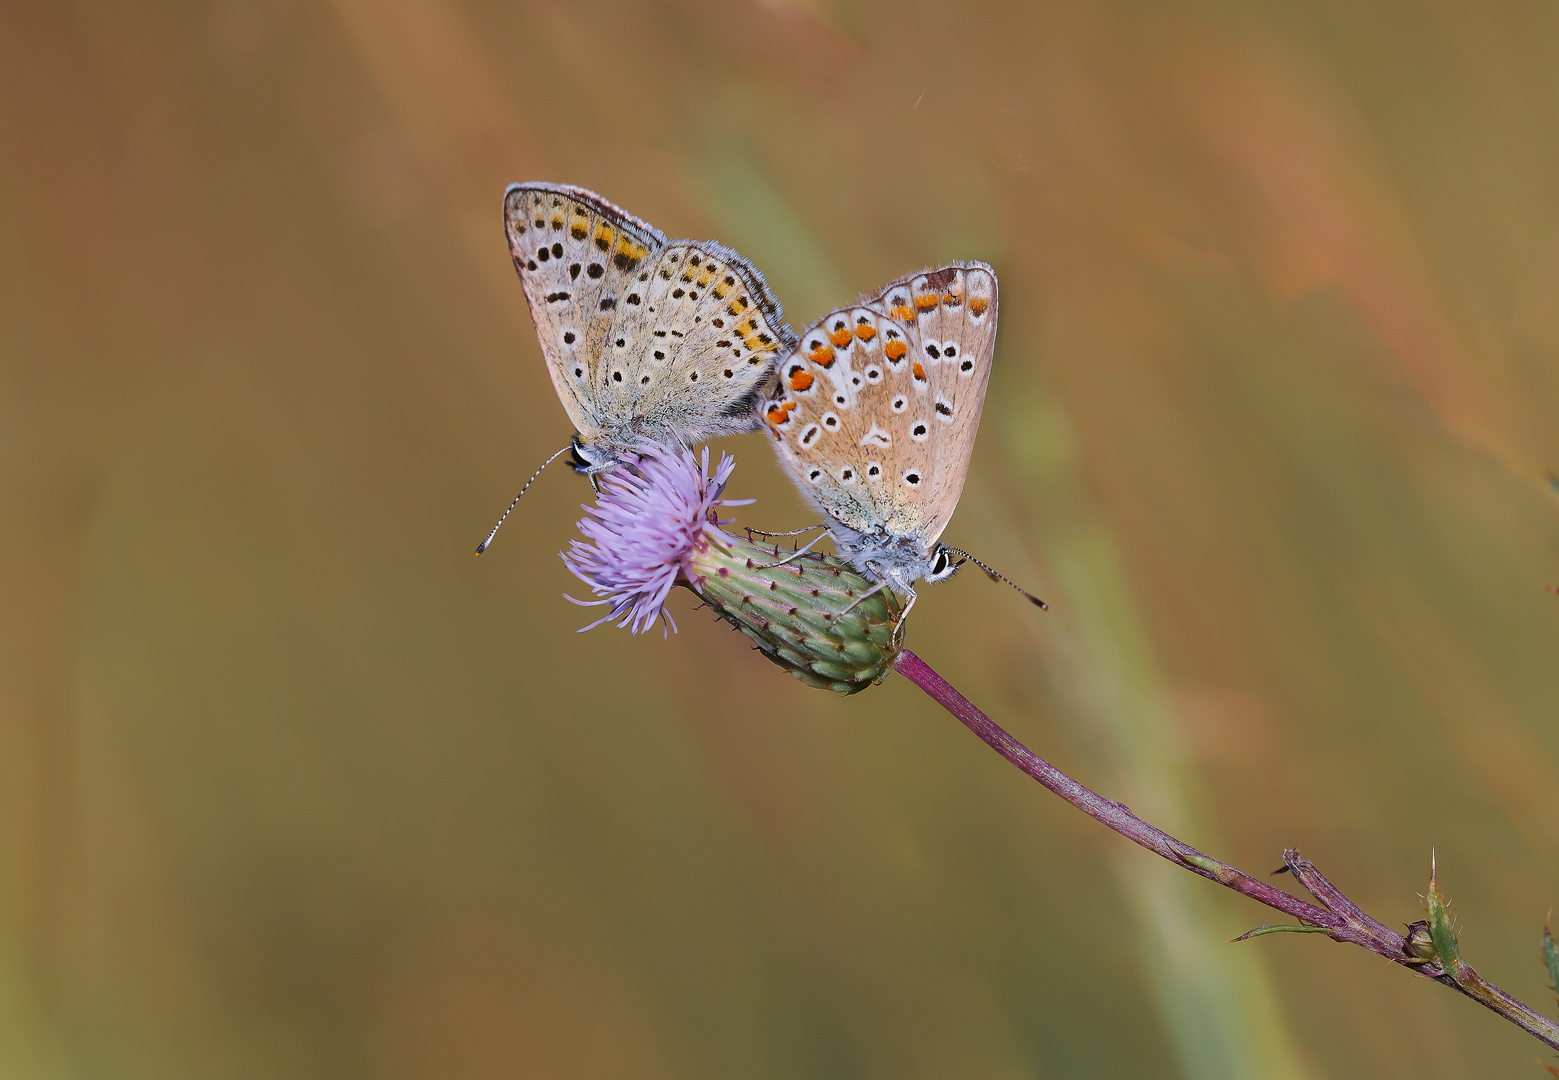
[561, 443, 751, 636]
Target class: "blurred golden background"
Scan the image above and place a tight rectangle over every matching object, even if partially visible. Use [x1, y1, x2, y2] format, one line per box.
[6, 1, 1559, 1076]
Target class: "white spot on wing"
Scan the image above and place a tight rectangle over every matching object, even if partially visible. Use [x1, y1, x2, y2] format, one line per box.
[860, 425, 892, 448]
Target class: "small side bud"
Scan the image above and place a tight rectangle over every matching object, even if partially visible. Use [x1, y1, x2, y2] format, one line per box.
[1403, 919, 1436, 963]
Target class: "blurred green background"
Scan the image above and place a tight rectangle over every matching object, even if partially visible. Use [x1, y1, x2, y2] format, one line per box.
[6, 1, 1559, 1076]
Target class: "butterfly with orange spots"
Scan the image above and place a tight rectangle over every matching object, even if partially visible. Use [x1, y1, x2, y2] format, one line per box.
[763, 263, 1001, 622]
[504, 183, 797, 477]
[476, 183, 798, 556]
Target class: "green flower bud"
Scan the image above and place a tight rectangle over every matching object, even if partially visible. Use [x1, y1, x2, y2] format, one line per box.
[685, 531, 902, 694]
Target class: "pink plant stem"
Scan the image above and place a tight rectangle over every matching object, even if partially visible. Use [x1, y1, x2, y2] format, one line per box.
[893, 647, 1559, 1052]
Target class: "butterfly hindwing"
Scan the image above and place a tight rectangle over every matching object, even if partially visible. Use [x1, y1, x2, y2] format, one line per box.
[505, 183, 794, 456]
[589, 242, 794, 441]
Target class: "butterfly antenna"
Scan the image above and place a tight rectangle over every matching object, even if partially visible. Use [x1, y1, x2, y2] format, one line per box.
[474, 444, 572, 556]
[941, 546, 1048, 610]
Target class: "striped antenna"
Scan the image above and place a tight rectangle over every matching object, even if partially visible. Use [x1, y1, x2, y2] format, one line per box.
[941, 546, 1048, 610]
[474, 444, 572, 556]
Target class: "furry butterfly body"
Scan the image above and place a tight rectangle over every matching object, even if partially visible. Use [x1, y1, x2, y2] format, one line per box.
[764, 263, 998, 615]
[505, 183, 797, 472]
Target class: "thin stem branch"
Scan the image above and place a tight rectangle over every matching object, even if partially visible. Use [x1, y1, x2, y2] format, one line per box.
[893, 647, 1559, 1053]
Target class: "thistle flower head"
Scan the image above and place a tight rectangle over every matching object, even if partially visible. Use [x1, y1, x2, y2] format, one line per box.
[561, 443, 749, 636]
[559, 444, 902, 691]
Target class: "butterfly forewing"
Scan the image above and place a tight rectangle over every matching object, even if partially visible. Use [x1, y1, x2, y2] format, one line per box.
[505, 183, 793, 453]
[889, 265, 997, 539]
[505, 184, 665, 438]
[767, 262, 998, 549]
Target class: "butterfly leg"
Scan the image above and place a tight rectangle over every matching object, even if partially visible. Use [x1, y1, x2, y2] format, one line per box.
[745, 523, 827, 540]
[891, 584, 919, 644]
[838, 579, 890, 616]
[755, 528, 830, 569]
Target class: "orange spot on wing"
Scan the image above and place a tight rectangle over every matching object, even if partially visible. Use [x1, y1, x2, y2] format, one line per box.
[912, 361, 927, 381]
[788, 370, 815, 391]
[808, 343, 836, 367]
[884, 339, 908, 361]
[829, 327, 852, 347]
[855, 324, 876, 341]
[914, 293, 938, 311]
[766, 405, 792, 426]
[890, 305, 914, 322]
[968, 297, 989, 314]
[941, 292, 961, 306]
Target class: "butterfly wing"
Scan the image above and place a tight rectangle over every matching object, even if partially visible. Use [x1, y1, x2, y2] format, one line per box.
[505, 184, 665, 443]
[766, 262, 998, 551]
[585, 241, 796, 446]
[505, 183, 794, 453]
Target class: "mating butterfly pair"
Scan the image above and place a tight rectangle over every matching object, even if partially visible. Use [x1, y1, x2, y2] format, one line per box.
[498, 182, 1004, 614]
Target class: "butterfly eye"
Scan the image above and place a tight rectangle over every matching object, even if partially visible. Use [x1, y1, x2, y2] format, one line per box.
[926, 548, 961, 583]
